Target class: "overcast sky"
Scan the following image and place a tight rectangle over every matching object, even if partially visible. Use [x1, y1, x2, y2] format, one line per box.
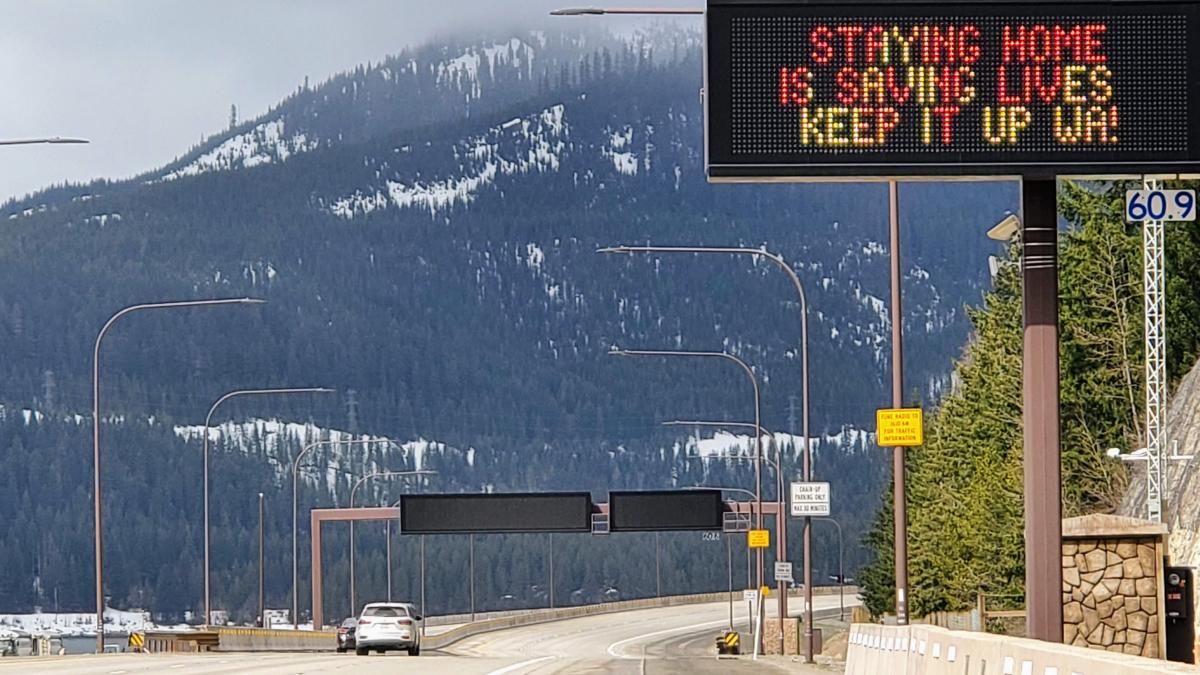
[0, 0, 695, 203]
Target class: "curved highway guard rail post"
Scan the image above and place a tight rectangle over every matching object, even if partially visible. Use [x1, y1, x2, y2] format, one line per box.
[845, 623, 1197, 675]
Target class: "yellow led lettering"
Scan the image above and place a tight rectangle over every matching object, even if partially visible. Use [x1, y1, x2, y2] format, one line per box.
[827, 107, 850, 145]
[1089, 66, 1113, 103]
[1083, 105, 1114, 144]
[799, 107, 824, 145]
[890, 26, 918, 64]
[921, 107, 933, 144]
[1053, 106, 1082, 144]
[957, 67, 977, 105]
[861, 67, 886, 104]
[1062, 65, 1088, 104]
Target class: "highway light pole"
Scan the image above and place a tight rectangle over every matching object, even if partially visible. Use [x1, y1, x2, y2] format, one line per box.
[92, 297, 263, 652]
[348, 470, 435, 613]
[290, 437, 398, 628]
[202, 387, 332, 627]
[602, 244, 814, 659]
[258, 493, 265, 628]
[551, 7, 702, 15]
[687, 485, 758, 633]
[813, 517, 845, 622]
[0, 136, 89, 146]
[609, 348, 765, 635]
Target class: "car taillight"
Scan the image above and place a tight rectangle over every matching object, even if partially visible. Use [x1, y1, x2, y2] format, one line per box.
[338, 627, 348, 634]
[358, 619, 371, 625]
[398, 618, 413, 625]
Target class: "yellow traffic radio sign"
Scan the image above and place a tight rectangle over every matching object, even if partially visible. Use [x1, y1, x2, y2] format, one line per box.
[876, 408, 923, 447]
[747, 529, 770, 548]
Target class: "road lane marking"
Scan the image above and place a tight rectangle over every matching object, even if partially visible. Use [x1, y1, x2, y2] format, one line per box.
[484, 655, 557, 675]
[606, 618, 732, 659]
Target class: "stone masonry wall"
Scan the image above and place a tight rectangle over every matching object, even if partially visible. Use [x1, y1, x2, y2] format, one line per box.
[1062, 537, 1160, 658]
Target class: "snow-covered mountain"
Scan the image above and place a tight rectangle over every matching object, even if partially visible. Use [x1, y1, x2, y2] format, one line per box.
[0, 24, 1013, 620]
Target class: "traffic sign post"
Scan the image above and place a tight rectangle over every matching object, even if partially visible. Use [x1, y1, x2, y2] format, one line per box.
[876, 408, 924, 447]
[747, 529, 770, 548]
[790, 481, 831, 517]
[774, 561, 793, 584]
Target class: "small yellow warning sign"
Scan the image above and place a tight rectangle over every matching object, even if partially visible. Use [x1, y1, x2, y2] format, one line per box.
[876, 408, 924, 447]
[747, 529, 770, 548]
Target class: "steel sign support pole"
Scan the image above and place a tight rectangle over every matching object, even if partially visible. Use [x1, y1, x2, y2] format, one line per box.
[1143, 177, 1167, 523]
[1022, 177, 1064, 642]
[889, 182, 910, 628]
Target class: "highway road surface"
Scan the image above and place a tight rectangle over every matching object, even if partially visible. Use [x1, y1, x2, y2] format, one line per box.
[0, 596, 851, 674]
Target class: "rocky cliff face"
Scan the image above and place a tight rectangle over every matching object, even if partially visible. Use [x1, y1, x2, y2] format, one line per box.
[1118, 357, 1200, 639]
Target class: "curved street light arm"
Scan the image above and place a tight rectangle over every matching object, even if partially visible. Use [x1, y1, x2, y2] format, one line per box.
[202, 386, 333, 626]
[92, 297, 263, 652]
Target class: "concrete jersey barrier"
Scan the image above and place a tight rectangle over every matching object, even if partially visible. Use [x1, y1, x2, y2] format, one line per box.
[846, 623, 1198, 675]
[424, 586, 854, 651]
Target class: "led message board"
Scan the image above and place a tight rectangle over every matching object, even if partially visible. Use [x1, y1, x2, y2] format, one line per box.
[608, 490, 725, 532]
[398, 492, 593, 534]
[705, 0, 1200, 179]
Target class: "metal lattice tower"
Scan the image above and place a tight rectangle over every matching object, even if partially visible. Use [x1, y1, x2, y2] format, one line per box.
[1143, 177, 1167, 522]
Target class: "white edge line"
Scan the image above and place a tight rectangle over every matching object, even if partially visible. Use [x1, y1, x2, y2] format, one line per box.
[606, 618, 733, 659]
[484, 655, 557, 675]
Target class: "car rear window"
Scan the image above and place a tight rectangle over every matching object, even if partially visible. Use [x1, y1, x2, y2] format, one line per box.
[341, 618, 357, 627]
[362, 606, 409, 618]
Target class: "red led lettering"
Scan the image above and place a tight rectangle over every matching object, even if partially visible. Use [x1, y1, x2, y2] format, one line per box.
[1034, 65, 1063, 104]
[1051, 25, 1082, 61]
[811, 25, 834, 64]
[932, 106, 960, 144]
[997, 66, 1031, 105]
[835, 67, 860, 104]
[779, 67, 813, 106]
[1028, 25, 1052, 62]
[959, 25, 981, 64]
[835, 25, 866, 63]
[885, 67, 912, 104]
[865, 26, 887, 63]
[1001, 26, 1026, 63]
[1083, 24, 1107, 63]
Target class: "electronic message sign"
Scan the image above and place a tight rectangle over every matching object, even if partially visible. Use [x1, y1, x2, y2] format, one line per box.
[608, 489, 725, 531]
[398, 492, 593, 534]
[705, 0, 1200, 179]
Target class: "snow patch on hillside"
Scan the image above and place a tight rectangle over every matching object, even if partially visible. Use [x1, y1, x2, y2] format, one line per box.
[160, 119, 318, 181]
[0, 608, 154, 637]
[676, 426, 874, 464]
[435, 38, 535, 99]
[329, 104, 567, 218]
[173, 419, 452, 495]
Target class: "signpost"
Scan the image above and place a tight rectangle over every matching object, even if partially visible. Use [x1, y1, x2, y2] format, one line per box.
[775, 561, 794, 584]
[876, 408, 924, 447]
[790, 481, 832, 517]
[747, 529, 770, 548]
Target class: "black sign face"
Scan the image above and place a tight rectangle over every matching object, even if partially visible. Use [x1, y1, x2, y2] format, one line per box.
[705, 0, 1200, 179]
[608, 490, 724, 532]
[398, 493, 593, 534]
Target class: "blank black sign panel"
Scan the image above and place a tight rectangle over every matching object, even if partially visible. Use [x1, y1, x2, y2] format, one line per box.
[705, 0, 1200, 179]
[398, 493, 593, 534]
[608, 490, 724, 532]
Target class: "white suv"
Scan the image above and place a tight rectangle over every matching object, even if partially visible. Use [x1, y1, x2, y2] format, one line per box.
[354, 602, 422, 656]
